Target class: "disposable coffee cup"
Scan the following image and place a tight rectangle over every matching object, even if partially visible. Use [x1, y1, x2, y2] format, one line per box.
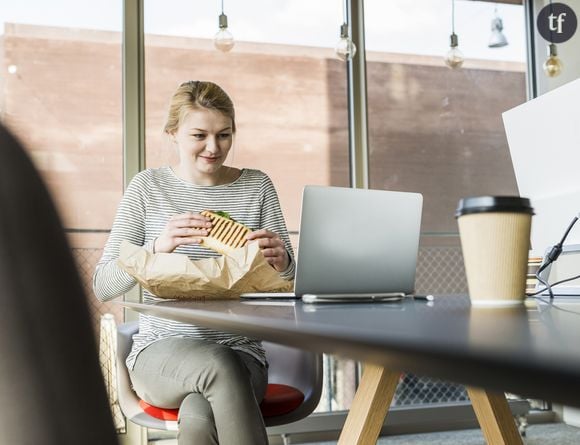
[456, 196, 533, 307]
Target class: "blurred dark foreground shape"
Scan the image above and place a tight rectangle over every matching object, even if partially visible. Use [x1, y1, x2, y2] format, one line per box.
[0, 123, 118, 445]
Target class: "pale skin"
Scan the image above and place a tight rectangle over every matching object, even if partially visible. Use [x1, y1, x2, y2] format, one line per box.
[153, 107, 290, 272]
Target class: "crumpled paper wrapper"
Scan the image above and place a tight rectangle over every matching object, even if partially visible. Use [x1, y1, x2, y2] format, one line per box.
[117, 240, 293, 299]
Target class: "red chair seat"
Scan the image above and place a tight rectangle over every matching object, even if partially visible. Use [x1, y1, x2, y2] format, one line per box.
[260, 383, 305, 417]
[138, 383, 304, 421]
[139, 400, 179, 421]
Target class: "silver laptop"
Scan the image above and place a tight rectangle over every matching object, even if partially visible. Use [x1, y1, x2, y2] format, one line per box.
[241, 185, 423, 302]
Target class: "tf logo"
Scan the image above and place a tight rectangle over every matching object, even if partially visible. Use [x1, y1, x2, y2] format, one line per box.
[537, 2, 577, 43]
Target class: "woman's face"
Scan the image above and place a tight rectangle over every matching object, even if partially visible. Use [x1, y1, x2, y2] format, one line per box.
[173, 108, 234, 177]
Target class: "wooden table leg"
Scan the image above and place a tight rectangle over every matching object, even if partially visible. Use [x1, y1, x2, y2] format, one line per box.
[466, 387, 524, 445]
[337, 364, 400, 445]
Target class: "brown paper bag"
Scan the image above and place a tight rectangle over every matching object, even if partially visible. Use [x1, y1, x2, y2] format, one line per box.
[117, 240, 293, 299]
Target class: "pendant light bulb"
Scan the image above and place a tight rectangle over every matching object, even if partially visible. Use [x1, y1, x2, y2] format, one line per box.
[444, 0, 463, 69]
[335, 23, 356, 61]
[445, 33, 464, 69]
[543, 43, 563, 77]
[214, 12, 234, 52]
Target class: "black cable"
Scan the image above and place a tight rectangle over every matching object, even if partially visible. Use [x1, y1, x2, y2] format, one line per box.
[529, 272, 580, 297]
[534, 296, 580, 316]
[533, 215, 579, 300]
[558, 216, 578, 246]
[535, 261, 554, 299]
[545, 216, 578, 264]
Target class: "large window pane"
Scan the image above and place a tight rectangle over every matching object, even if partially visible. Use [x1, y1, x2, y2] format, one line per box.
[0, 1, 123, 325]
[144, 0, 352, 413]
[144, 0, 351, 235]
[366, 0, 525, 234]
[364, 0, 527, 406]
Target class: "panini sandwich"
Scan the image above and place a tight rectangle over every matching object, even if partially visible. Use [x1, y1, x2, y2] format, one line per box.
[200, 210, 251, 255]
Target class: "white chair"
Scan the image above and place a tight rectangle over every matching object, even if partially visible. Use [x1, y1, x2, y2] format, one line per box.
[117, 321, 323, 435]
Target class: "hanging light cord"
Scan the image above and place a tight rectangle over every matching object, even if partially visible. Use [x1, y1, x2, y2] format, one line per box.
[221, 0, 224, 15]
[452, 0, 456, 34]
[342, 0, 347, 25]
[549, 0, 554, 43]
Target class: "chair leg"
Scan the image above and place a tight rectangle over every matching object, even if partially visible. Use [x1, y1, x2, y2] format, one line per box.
[516, 414, 528, 437]
[118, 422, 148, 445]
[281, 433, 291, 445]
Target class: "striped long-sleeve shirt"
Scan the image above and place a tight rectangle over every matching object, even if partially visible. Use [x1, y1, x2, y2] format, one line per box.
[93, 166, 296, 369]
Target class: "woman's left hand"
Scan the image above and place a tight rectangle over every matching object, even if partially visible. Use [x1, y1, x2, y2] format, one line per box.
[246, 229, 290, 272]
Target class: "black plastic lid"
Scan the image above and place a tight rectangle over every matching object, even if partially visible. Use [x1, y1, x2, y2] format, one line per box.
[455, 196, 534, 218]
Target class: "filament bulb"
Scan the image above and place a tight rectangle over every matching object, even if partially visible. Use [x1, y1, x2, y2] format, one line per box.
[444, 33, 464, 69]
[214, 13, 234, 52]
[543, 44, 562, 78]
[335, 23, 356, 61]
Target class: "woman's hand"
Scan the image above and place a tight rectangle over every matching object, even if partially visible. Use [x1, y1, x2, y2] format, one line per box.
[154, 212, 212, 253]
[246, 229, 290, 272]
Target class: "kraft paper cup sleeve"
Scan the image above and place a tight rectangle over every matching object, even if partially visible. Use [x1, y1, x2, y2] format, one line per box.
[458, 213, 531, 306]
[456, 196, 533, 306]
[118, 240, 293, 299]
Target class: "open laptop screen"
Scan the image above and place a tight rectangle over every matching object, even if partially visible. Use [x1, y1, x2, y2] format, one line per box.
[294, 186, 423, 297]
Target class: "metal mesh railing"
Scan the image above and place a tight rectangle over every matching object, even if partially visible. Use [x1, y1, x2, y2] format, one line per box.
[72, 246, 126, 431]
[394, 374, 469, 406]
[415, 246, 468, 295]
[72, 247, 124, 332]
[394, 244, 469, 406]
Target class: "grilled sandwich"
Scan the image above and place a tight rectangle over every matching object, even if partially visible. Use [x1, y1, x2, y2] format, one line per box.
[200, 210, 251, 255]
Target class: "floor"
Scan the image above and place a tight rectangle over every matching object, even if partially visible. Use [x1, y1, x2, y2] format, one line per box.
[298, 423, 580, 445]
[152, 422, 580, 444]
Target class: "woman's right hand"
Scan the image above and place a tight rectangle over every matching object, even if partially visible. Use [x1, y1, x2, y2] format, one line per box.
[153, 212, 213, 253]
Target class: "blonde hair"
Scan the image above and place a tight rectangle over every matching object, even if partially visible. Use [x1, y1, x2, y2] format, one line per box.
[163, 81, 236, 134]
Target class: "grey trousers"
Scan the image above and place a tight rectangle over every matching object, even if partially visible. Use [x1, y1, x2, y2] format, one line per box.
[129, 337, 269, 445]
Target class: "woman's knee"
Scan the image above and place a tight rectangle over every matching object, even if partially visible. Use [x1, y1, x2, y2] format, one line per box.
[178, 393, 217, 444]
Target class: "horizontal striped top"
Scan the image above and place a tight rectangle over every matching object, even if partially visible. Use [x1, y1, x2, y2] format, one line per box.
[93, 166, 296, 369]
